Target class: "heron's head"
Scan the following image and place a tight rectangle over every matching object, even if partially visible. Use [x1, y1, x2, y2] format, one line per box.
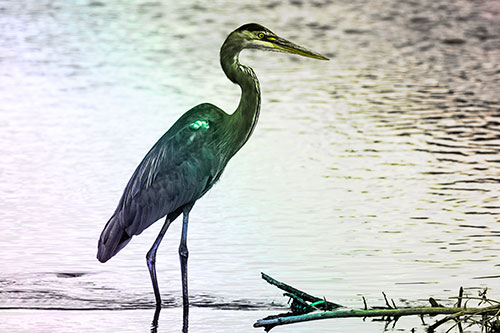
[228, 23, 329, 61]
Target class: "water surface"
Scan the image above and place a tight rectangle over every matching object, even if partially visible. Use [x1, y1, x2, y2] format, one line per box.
[1, 0, 499, 332]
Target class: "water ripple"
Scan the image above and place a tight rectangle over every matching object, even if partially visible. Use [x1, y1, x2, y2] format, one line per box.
[0, 273, 280, 311]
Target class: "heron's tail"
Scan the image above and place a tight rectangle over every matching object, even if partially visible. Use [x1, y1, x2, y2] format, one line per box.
[97, 213, 132, 263]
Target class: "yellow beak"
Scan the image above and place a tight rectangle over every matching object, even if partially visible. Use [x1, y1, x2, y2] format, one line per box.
[270, 36, 329, 60]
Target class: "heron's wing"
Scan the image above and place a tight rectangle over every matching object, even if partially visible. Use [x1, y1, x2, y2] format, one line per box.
[115, 104, 227, 236]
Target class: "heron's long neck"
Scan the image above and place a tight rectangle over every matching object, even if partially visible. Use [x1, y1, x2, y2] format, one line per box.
[220, 42, 261, 153]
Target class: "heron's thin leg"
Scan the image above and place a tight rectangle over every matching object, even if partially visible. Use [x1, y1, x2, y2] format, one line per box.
[179, 203, 194, 332]
[146, 216, 174, 309]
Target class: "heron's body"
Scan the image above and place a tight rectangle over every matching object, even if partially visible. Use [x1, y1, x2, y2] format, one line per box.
[97, 23, 327, 330]
[97, 103, 236, 262]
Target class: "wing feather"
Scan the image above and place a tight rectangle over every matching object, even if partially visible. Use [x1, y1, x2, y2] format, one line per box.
[114, 104, 226, 236]
[98, 103, 230, 261]
[97, 104, 234, 261]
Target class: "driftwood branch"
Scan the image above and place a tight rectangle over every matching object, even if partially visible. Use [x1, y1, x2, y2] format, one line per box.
[255, 306, 500, 329]
[260, 272, 342, 311]
[254, 273, 500, 332]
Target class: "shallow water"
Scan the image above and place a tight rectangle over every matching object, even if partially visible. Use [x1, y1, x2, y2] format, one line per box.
[1, 0, 499, 332]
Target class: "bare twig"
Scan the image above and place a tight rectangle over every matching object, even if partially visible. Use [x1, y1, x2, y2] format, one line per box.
[383, 292, 392, 309]
[456, 287, 463, 308]
[260, 272, 342, 310]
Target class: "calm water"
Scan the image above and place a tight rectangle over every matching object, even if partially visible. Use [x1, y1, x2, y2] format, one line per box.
[1, 0, 499, 332]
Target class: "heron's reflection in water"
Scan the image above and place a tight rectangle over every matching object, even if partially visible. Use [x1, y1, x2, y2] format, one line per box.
[150, 307, 189, 333]
[150, 307, 160, 333]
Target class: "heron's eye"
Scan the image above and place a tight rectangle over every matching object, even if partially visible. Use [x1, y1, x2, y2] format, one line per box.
[258, 33, 265, 39]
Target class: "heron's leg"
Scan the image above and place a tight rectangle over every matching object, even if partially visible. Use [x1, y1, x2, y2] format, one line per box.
[179, 203, 194, 332]
[146, 216, 174, 309]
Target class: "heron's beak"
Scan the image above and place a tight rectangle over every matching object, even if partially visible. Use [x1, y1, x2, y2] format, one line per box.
[270, 36, 329, 60]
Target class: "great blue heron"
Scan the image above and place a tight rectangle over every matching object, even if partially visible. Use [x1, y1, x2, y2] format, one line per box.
[97, 22, 327, 325]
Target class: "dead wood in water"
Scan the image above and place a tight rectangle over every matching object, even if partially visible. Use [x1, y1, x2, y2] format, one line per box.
[254, 273, 500, 332]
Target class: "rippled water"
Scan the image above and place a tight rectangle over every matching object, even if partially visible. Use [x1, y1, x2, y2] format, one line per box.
[1, 0, 499, 332]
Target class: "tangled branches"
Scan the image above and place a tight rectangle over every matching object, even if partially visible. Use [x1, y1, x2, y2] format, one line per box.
[254, 273, 500, 332]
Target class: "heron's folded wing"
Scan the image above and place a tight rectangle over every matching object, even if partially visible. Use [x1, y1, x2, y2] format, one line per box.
[115, 110, 223, 236]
